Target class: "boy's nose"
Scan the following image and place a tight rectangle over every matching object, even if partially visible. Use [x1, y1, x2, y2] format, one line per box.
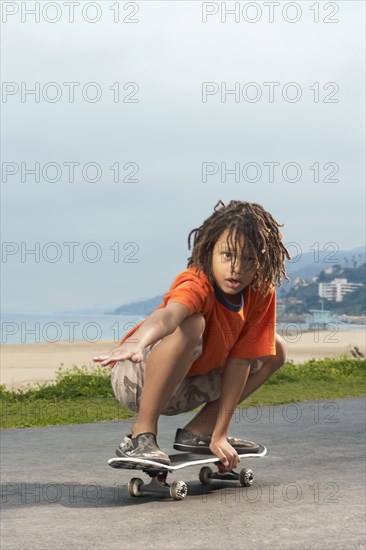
[231, 257, 243, 273]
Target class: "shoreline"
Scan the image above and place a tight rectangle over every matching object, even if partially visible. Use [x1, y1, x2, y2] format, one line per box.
[1, 329, 365, 390]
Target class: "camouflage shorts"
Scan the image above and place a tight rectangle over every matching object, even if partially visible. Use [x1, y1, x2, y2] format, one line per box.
[110, 339, 264, 416]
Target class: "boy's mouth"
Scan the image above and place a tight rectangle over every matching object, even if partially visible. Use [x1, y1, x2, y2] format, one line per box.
[224, 278, 242, 289]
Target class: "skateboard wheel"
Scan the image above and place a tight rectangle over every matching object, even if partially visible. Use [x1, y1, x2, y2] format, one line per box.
[170, 480, 187, 501]
[199, 466, 213, 484]
[239, 468, 254, 487]
[128, 477, 144, 497]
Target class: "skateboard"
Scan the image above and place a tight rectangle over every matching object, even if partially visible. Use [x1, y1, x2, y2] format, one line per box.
[108, 444, 267, 500]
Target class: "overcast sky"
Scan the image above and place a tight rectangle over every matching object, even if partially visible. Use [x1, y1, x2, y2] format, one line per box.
[1, 1, 365, 312]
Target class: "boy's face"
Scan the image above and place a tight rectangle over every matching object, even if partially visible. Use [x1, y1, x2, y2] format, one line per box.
[211, 229, 257, 304]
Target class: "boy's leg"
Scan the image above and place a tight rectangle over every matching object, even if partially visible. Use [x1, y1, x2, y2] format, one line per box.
[234, 333, 286, 404]
[182, 334, 286, 435]
[130, 313, 205, 437]
[112, 313, 205, 463]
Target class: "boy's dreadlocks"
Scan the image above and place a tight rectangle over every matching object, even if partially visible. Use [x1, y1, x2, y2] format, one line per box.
[187, 200, 291, 294]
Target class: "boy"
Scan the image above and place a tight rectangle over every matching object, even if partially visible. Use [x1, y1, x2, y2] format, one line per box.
[93, 200, 290, 471]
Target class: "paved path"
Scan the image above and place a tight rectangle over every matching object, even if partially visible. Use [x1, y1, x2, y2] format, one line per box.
[1, 398, 365, 549]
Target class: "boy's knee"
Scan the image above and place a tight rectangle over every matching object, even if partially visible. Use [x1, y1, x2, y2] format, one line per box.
[260, 334, 287, 373]
[110, 361, 142, 412]
[274, 334, 287, 368]
[179, 312, 205, 343]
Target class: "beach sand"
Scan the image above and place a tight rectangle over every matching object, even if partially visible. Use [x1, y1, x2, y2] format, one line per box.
[1, 329, 365, 390]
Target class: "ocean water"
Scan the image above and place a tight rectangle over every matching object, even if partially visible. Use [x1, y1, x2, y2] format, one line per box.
[0, 312, 144, 345]
[1, 312, 363, 345]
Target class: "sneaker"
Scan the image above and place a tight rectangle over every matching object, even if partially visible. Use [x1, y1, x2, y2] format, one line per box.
[116, 432, 171, 465]
[173, 428, 259, 454]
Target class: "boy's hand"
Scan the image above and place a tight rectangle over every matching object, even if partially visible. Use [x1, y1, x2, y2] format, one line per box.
[92, 342, 144, 366]
[209, 436, 240, 472]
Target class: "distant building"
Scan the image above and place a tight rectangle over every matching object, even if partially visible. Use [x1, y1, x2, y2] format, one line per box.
[287, 298, 303, 305]
[319, 278, 363, 302]
[308, 308, 332, 328]
[294, 277, 309, 287]
[306, 307, 334, 329]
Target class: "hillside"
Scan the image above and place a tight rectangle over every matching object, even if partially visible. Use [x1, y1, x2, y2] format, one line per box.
[113, 295, 163, 315]
[283, 245, 366, 289]
[285, 263, 366, 315]
[317, 263, 366, 284]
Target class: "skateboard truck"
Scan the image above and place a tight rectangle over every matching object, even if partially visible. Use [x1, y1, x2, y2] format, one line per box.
[128, 469, 188, 500]
[199, 465, 254, 486]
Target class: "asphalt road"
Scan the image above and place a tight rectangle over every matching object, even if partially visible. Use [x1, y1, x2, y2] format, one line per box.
[1, 398, 365, 550]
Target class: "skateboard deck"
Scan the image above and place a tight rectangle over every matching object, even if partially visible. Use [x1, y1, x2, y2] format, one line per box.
[109, 444, 267, 500]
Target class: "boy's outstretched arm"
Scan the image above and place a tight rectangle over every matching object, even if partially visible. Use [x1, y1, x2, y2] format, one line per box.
[93, 302, 191, 366]
[210, 357, 251, 470]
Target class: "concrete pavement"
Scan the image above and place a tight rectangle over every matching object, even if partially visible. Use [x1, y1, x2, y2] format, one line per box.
[1, 398, 365, 549]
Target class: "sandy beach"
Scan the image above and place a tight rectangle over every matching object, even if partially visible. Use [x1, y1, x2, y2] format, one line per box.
[1, 329, 365, 390]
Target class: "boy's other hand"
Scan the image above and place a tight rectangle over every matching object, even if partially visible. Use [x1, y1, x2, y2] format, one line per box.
[209, 436, 240, 472]
[92, 342, 144, 366]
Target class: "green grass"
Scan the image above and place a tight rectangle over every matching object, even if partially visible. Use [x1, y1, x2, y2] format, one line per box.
[1, 358, 365, 429]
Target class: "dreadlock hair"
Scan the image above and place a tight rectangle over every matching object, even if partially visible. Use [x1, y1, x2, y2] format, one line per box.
[187, 199, 291, 294]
